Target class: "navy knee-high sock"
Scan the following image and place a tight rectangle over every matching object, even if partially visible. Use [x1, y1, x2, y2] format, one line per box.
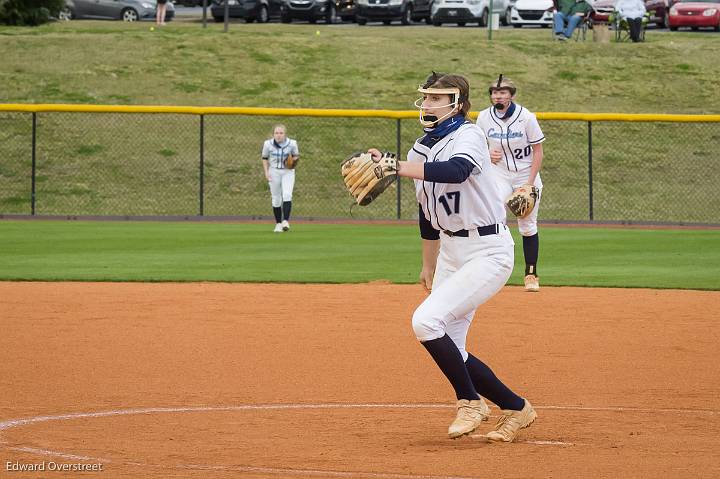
[523, 233, 539, 276]
[272, 207, 282, 223]
[282, 201, 292, 221]
[421, 334, 478, 400]
[466, 353, 524, 411]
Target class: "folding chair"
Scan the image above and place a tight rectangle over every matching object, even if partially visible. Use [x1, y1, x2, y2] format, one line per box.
[574, 13, 592, 41]
[612, 11, 649, 42]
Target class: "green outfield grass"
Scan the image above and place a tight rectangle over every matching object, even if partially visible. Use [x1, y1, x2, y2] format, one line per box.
[0, 220, 717, 290]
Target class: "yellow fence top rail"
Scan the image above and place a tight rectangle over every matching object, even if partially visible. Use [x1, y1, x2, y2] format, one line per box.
[1, 104, 719, 123]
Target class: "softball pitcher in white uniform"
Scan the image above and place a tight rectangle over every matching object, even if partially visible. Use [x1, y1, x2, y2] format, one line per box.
[477, 76, 545, 292]
[369, 72, 536, 443]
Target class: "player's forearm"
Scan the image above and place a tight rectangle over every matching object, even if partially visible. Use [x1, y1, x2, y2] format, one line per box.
[398, 158, 475, 183]
[262, 159, 270, 177]
[397, 161, 425, 180]
[528, 145, 543, 185]
[421, 239, 440, 269]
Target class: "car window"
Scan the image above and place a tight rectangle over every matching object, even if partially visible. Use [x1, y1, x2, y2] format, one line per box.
[677, 0, 718, 3]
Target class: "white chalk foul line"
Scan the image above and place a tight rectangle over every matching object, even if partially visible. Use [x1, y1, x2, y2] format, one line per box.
[1, 403, 717, 479]
[1, 402, 716, 432]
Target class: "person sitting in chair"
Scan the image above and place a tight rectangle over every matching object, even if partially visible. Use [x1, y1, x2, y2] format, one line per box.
[614, 0, 646, 42]
[553, 0, 593, 41]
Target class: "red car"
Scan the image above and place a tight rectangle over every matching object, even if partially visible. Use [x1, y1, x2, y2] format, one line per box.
[590, 0, 673, 27]
[668, 0, 720, 30]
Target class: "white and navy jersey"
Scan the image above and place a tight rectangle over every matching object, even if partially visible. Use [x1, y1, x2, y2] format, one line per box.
[476, 103, 545, 173]
[408, 123, 507, 233]
[261, 138, 299, 169]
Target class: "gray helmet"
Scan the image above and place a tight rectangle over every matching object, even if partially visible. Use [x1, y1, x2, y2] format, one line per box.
[488, 76, 517, 96]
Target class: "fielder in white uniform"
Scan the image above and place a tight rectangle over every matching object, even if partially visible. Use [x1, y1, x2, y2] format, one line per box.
[261, 124, 299, 233]
[477, 76, 545, 292]
[369, 72, 536, 443]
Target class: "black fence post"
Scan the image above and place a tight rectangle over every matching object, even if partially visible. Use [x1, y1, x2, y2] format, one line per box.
[588, 120, 593, 221]
[199, 114, 205, 216]
[396, 118, 401, 220]
[31, 112, 37, 216]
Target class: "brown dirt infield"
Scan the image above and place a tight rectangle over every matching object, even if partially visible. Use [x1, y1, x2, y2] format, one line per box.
[1, 282, 719, 479]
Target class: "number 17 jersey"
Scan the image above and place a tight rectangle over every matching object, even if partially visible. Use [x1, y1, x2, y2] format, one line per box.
[407, 123, 507, 233]
[476, 103, 545, 173]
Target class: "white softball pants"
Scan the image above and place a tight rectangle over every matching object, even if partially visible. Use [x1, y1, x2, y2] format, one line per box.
[494, 166, 543, 236]
[269, 168, 295, 207]
[411, 226, 514, 360]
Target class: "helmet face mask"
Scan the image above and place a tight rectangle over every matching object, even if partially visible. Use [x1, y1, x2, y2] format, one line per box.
[415, 85, 462, 128]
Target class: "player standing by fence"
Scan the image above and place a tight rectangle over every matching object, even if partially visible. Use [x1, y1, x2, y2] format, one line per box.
[477, 76, 545, 292]
[262, 124, 299, 233]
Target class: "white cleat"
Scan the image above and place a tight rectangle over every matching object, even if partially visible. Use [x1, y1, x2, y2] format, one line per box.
[281, 220, 290, 231]
[524, 275, 540, 292]
[485, 399, 537, 443]
[273, 223, 283, 233]
[448, 398, 490, 439]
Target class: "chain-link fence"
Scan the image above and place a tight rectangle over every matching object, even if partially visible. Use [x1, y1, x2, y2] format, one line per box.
[1, 106, 719, 224]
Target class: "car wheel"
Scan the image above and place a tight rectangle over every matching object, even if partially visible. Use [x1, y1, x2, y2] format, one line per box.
[662, 13, 669, 28]
[431, 13, 441, 26]
[502, 7, 511, 26]
[213, 15, 223, 22]
[357, 16, 367, 24]
[326, 3, 337, 23]
[513, 23, 522, 28]
[401, 5, 412, 25]
[246, 16, 255, 23]
[258, 5, 268, 22]
[310, 17, 317, 23]
[121, 8, 139, 21]
[478, 8, 488, 26]
[383, 19, 391, 24]
[58, 7, 72, 20]
[691, 26, 698, 30]
[458, 21, 465, 26]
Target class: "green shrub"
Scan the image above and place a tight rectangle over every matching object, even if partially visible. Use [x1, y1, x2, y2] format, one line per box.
[0, 0, 65, 26]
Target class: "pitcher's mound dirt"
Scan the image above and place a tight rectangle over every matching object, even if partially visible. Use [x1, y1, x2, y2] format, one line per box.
[1, 282, 719, 479]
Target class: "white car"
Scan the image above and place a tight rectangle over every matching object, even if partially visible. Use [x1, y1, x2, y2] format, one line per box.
[510, 0, 553, 27]
[431, 0, 515, 26]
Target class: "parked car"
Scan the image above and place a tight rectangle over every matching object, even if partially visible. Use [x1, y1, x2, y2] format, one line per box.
[510, 0, 552, 27]
[668, 0, 720, 29]
[175, 0, 212, 6]
[430, 0, 515, 27]
[62, 0, 175, 21]
[211, 0, 283, 22]
[355, 0, 432, 25]
[281, 0, 356, 23]
[591, 0, 672, 27]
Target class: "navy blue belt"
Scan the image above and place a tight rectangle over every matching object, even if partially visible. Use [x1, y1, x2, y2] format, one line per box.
[443, 224, 501, 237]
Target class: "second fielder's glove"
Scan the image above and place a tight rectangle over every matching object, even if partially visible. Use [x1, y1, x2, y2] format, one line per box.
[341, 152, 398, 206]
[506, 184, 539, 219]
[286, 155, 298, 169]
